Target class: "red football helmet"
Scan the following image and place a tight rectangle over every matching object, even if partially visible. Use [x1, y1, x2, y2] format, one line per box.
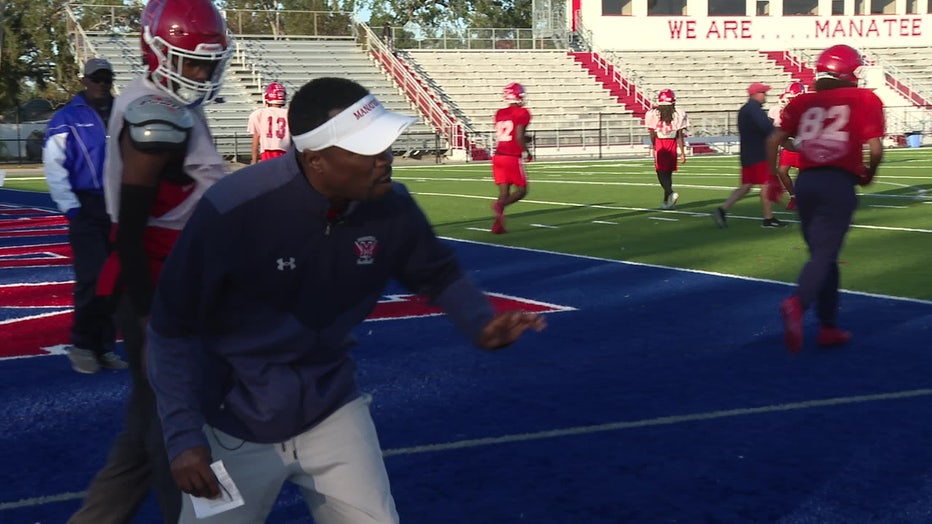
[657, 89, 676, 105]
[815, 44, 864, 83]
[503, 83, 526, 105]
[141, 0, 232, 106]
[264, 82, 287, 105]
[784, 81, 806, 97]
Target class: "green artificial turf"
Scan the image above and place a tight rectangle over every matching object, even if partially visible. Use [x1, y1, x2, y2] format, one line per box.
[4, 148, 930, 300]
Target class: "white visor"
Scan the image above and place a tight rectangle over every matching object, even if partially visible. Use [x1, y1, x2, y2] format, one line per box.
[291, 94, 417, 155]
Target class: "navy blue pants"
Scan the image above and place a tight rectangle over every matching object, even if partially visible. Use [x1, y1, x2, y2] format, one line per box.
[68, 192, 116, 355]
[794, 168, 858, 327]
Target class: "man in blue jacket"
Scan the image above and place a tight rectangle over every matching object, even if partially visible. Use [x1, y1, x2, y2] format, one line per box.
[42, 58, 127, 373]
[147, 77, 547, 523]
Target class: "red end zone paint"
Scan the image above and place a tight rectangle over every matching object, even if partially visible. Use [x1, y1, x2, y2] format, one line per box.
[2, 289, 572, 359]
[1, 207, 574, 360]
[370, 293, 573, 321]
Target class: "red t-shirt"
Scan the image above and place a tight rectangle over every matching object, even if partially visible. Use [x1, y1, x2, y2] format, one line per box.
[494, 105, 531, 156]
[779, 87, 885, 176]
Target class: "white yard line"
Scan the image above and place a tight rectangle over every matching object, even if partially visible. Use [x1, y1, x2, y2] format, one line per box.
[411, 191, 932, 234]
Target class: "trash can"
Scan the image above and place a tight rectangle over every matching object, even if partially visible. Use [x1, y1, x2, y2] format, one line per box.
[907, 132, 922, 148]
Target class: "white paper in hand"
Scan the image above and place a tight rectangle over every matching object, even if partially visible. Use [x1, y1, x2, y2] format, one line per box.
[190, 460, 245, 519]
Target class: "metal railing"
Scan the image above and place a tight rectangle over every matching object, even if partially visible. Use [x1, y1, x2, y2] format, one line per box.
[64, 3, 99, 68]
[863, 48, 932, 110]
[359, 23, 471, 153]
[573, 13, 652, 110]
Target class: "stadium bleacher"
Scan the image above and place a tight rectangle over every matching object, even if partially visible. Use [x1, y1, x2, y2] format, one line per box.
[72, 24, 932, 161]
[403, 49, 645, 151]
[86, 34, 439, 159]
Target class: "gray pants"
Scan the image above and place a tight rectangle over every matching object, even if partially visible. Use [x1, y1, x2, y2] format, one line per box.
[180, 394, 398, 524]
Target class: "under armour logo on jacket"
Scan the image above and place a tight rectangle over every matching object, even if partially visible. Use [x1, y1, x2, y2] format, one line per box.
[276, 257, 296, 271]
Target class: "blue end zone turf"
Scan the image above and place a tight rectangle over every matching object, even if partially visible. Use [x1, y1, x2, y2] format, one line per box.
[2, 196, 932, 522]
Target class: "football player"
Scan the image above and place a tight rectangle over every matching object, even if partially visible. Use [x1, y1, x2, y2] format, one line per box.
[768, 44, 885, 353]
[767, 81, 807, 209]
[247, 81, 291, 164]
[69, 0, 233, 522]
[490, 82, 532, 234]
[645, 88, 689, 209]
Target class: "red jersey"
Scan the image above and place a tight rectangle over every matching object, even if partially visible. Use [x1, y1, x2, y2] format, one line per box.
[779, 87, 885, 176]
[494, 104, 531, 156]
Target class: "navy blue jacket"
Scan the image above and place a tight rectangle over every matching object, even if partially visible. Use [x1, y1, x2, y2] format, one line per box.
[147, 152, 495, 461]
[737, 97, 775, 167]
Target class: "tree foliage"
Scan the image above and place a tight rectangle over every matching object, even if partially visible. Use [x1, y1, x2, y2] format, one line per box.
[1, 0, 74, 114]
[220, 0, 357, 37]
[0, 0, 531, 117]
[362, 0, 531, 29]
[0, 0, 138, 118]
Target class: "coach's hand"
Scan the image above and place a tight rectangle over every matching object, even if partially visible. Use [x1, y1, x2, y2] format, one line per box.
[477, 310, 546, 350]
[171, 445, 220, 499]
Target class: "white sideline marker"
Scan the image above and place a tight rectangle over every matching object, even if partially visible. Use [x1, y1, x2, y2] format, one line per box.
[530, 223, 559, 229]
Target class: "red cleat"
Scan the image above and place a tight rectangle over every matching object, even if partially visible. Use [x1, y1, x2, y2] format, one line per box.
[786, 196, 797, 211]
[780, 296, 804, 353]
[491, 220, 508, 234]
[816, 326, 852, 347]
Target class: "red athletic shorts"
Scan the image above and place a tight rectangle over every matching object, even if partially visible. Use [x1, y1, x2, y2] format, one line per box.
[261, 150, 286, 161]
[741, 160, 770, 185]
[778, 149, 800, 168]
[492, 154, 527, 187]
[654, 138, 679, 172]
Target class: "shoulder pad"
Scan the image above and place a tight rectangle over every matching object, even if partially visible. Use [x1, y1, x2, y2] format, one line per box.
[124, 95, 194, 151]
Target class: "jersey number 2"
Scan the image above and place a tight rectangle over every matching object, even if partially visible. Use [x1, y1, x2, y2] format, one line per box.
[495, 120, 515, 143]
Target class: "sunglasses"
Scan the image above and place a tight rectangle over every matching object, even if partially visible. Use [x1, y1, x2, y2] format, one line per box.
[87, 75, 113, 85]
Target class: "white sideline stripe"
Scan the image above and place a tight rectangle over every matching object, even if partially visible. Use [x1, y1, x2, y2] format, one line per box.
[398, 176, 932, 197]
[7, 389, 930, 511]
[0, 308, 69, 326]
[592, 220, 618, 224]
[439, 237, 932, 306]
[869, 204, 908, 209]
[649, 216, 679, 221]
[381, 389, 932, 458]
[416, 192, 932, 234]
[530, 223, 558, 229]
[402, 177, 744, 192]
[0, 491, 87, 511]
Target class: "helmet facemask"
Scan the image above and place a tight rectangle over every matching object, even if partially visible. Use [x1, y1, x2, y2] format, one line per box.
[143, 26, 232, 106]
